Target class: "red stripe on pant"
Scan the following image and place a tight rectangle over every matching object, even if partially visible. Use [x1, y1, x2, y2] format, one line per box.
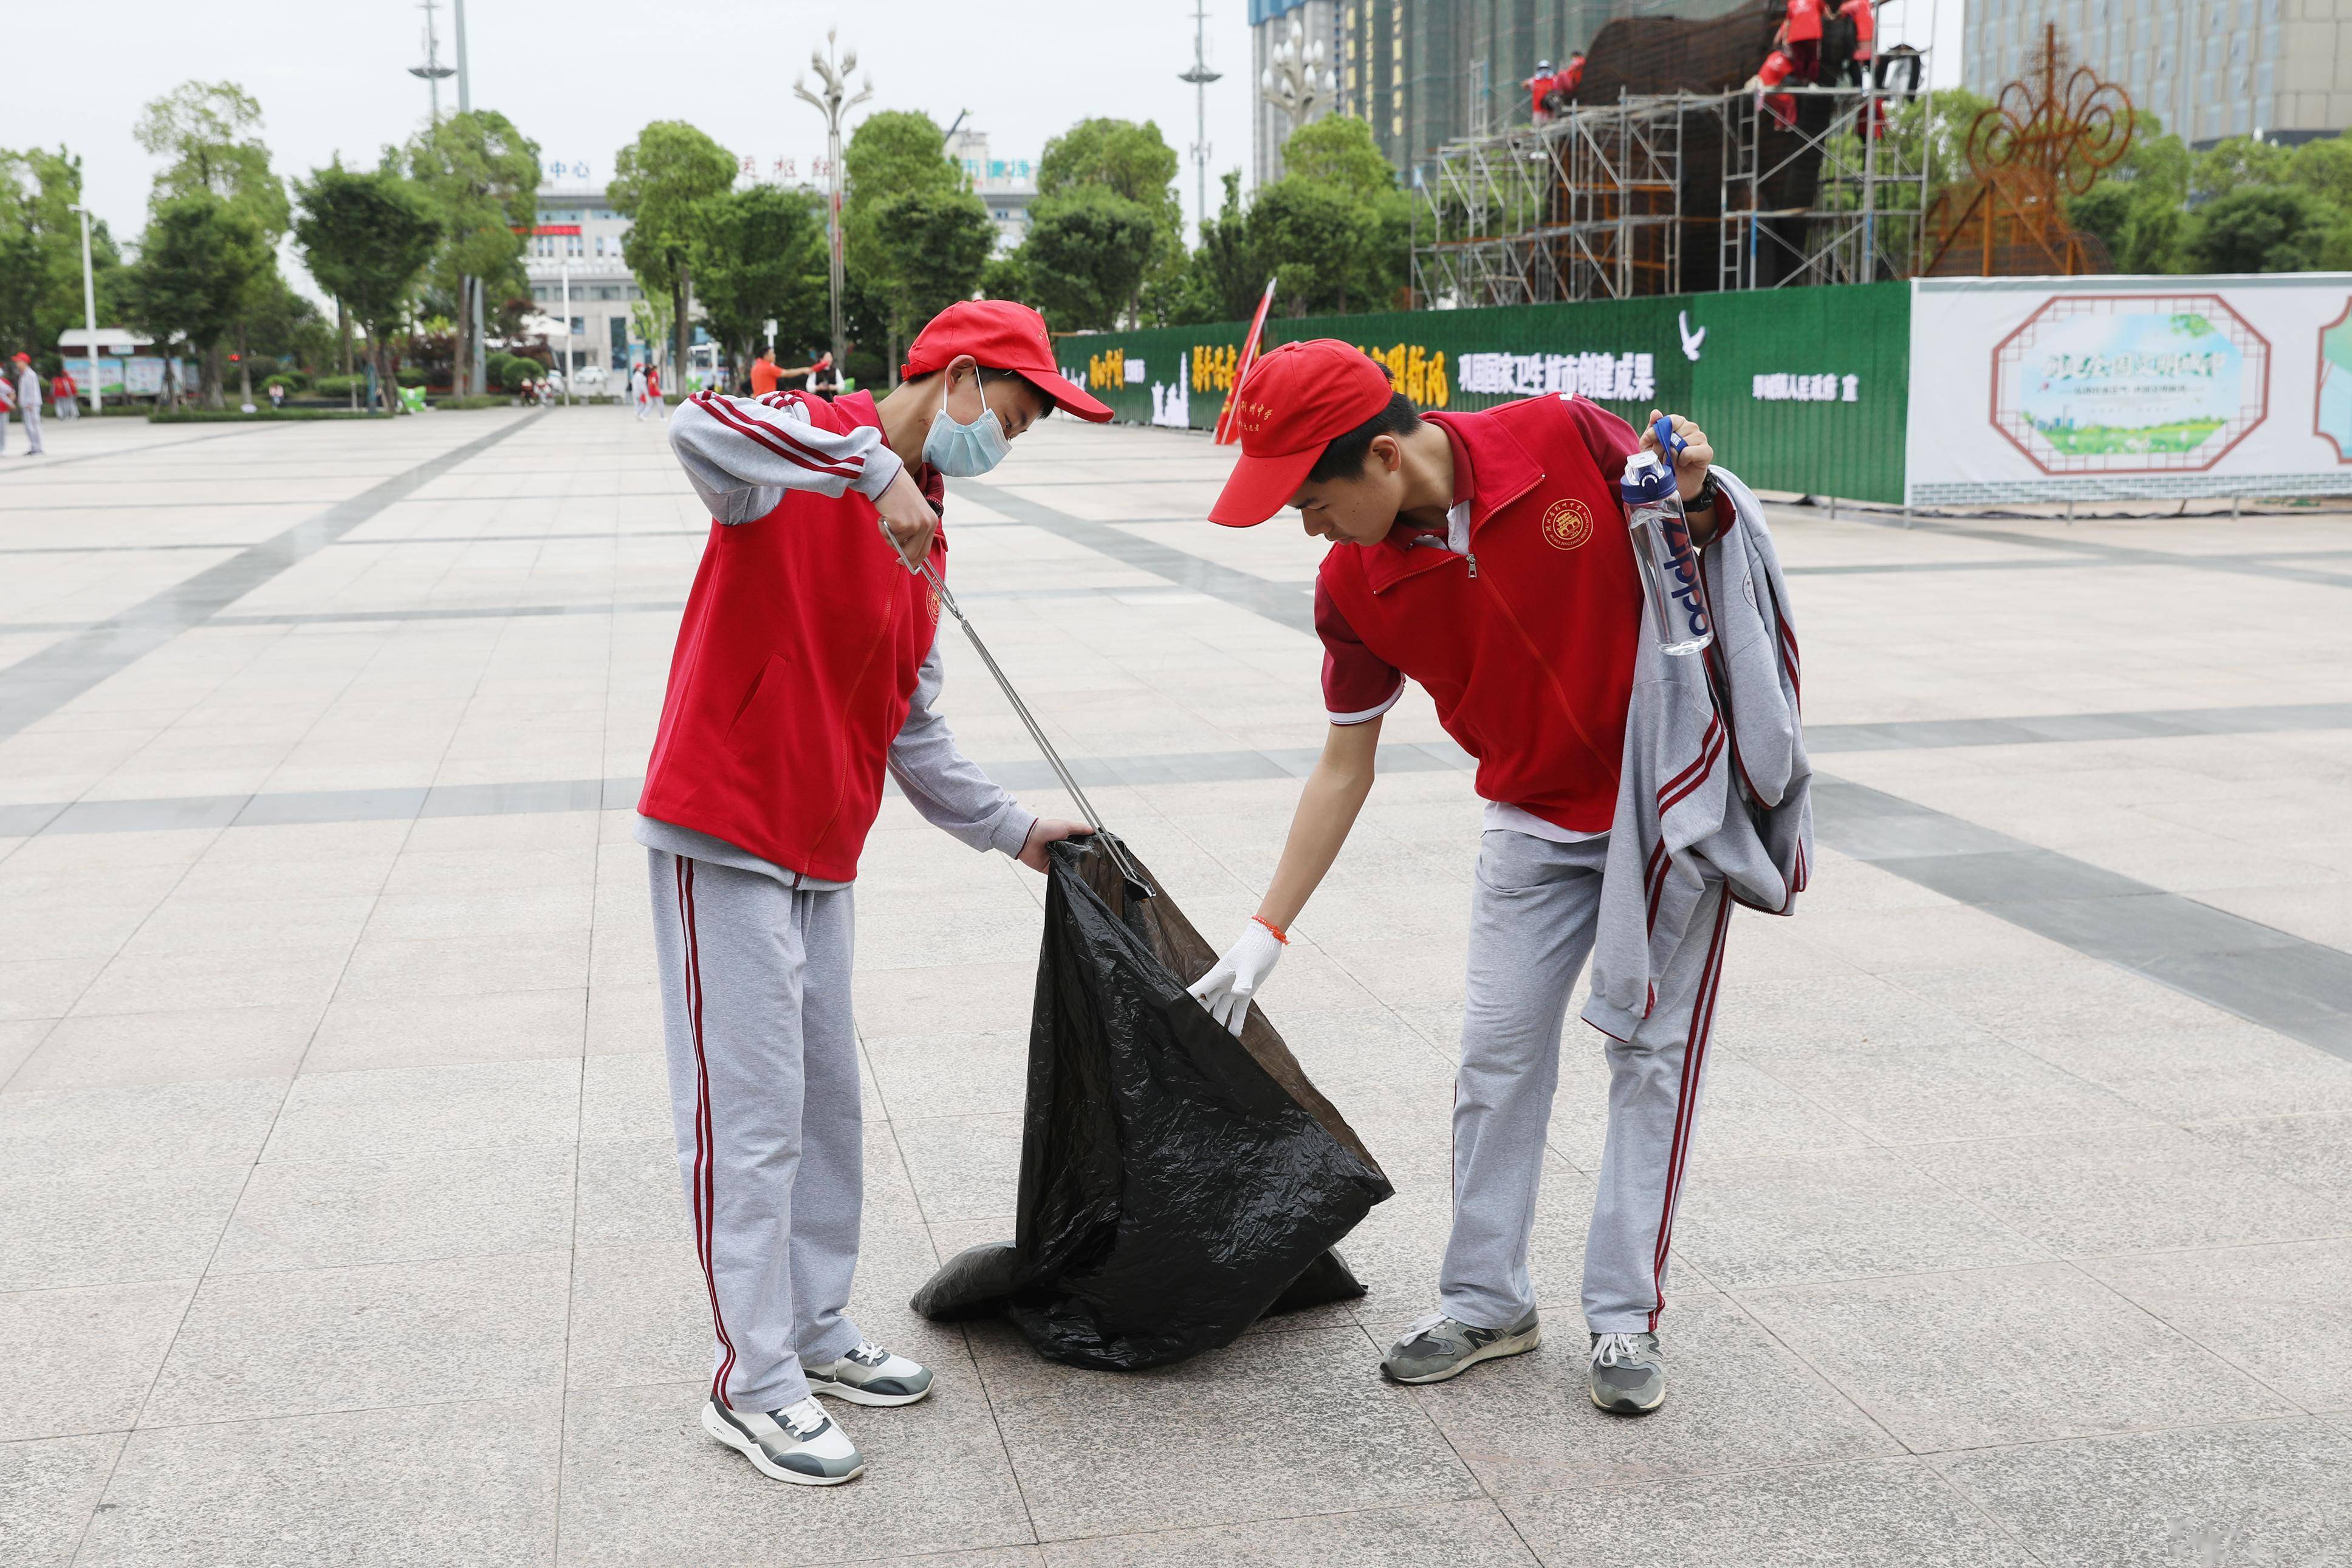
[675, 858, 740, 1407]
[1646, 893, 1733, 1331]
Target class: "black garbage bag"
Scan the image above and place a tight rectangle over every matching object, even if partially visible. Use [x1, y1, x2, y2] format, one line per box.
[911, 835, 1393, 1370]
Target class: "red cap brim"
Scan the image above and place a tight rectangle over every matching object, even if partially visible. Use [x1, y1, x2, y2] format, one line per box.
[1024, 367, 1114, 423]
[1207, 445, 1320, 527]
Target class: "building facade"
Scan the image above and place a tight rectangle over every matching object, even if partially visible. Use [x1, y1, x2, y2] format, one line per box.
[523, 179, 650, 380]
[1963, 0, 2352, 148]
[945, 128, 1038, 252]
[1314, 0, 1746, 188]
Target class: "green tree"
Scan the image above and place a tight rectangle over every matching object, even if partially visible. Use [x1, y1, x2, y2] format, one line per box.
[842, 111, 991, 373]
[2066, 114, 2193, 274]
[2188, 185, 2352, 272]
[1035, 117, 1183, 324]
[133, 81, 292, 403]
[865, 188, 996, 355]
[0, 146, 125, 364]
[1280, 114, 1399, 205]
[293, 162, 441, 413]
[1022, 185, 1162, 331]
[1247, 177, 1385, 316]
[408, 109, 542, 394]
[132, 81, 289, 235]
[611, 122, 738, 391]
[688, 184, 830, 368]
[2192, 134, 2294, 202]
[1163, 170, 1264, 326]
[128, 195, 270, 408]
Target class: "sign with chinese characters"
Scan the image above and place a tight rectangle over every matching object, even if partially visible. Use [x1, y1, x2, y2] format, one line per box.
[735, 156, 837, 185]
[1752, 372, 1859, 403]
[1459, 350, 1651, 404]
[543, 159, 592, 181]
[1908, 275, 2352, 502]
[1994, 295, 2265, 472]
[1363, 343, 1451, 407]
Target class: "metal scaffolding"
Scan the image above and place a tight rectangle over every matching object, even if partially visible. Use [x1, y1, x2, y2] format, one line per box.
[1411, 81, 1930, 305]
[1719, 84, 1931, 291]
[1410, 95, 1692, 308]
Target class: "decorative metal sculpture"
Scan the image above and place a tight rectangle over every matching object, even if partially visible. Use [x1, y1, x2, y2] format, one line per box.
[1922, 24, 2134, 276]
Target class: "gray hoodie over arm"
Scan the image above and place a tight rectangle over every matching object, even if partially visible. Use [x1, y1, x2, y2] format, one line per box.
[1583, 468, 1813, 1039]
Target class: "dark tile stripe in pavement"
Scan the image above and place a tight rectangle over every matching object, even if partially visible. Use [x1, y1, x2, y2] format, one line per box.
[0, 413, 544, 743]
[1818, 777, 2352, 1060]
[13, 694, 2351, 841]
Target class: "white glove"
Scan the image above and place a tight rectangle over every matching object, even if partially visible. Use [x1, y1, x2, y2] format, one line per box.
[1186, 919, 1286, 1036]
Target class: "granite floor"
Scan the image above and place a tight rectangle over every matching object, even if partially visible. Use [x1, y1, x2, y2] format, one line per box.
[2, 406, 2349, 1567]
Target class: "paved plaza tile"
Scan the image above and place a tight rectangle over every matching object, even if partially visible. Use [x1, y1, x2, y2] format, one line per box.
[3, 409, 2351, 1564]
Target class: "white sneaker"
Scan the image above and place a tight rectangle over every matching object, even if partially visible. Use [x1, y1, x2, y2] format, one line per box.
[806, 1340, 936, 1406]
[702, 1397, 864, 1485]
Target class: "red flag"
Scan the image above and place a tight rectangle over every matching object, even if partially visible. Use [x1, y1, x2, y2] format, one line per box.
[1215, 278, 1279, 445]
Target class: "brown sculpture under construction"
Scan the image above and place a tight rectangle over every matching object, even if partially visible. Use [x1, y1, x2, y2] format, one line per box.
[1922, 24, 2134, 276]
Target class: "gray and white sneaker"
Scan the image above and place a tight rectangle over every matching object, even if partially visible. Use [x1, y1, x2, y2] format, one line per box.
[1380, 1307, 1542, 1384]
[1588, 1331, 1666, 1414]
[702, 1397, 864, 1485]
[806, 1340, 935, 1406]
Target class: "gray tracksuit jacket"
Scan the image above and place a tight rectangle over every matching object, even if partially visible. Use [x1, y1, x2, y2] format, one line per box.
[1582, 468, 1812, 1039]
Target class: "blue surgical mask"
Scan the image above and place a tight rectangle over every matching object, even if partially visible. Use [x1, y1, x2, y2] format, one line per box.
[922, 391, 1012, 477]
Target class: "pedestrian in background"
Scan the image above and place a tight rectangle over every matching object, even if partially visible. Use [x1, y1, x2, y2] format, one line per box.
[631, 361, 650, 420]
[12, 354, 44, 456]
[52, 365, 80, 421]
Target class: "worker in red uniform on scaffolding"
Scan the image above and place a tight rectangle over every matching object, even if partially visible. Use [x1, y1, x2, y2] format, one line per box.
[1748, 43, 1800, 129]
[1781, 0, 1823, 83]
[1844, 0, 1876, 87]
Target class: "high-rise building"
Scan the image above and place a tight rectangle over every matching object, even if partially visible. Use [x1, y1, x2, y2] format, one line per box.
[1962, 0, 2351, 148]
[1314, 1, 1748, 188]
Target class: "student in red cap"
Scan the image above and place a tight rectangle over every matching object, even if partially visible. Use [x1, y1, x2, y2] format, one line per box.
[636, 298, 1112, 1485]
[1188, 339, 1741, 1416]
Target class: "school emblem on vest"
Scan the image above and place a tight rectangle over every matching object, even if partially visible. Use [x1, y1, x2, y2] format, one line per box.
[926, 585, 942, 623]
[1541, 498, 1593, 551]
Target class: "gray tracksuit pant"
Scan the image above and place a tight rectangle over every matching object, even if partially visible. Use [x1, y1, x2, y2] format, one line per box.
[1440, 829, 1730, 1336]
[648, 849, 865, 1413]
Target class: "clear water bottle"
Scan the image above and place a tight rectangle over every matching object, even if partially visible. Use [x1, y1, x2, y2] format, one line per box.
[1620, 447, 1713, 658]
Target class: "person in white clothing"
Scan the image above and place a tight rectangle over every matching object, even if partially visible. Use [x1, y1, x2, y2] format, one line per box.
[10, 355, 42, 456]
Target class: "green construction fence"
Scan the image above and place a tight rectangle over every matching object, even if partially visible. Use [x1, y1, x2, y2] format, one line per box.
[1052, 281, 1910, 504]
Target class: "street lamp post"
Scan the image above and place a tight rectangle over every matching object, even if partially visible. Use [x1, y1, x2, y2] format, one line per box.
[560, 260, 572, 406]
[1260, 14, 1337, 164]
[70, 205, 100, 414]
[794, 31, 871, 380]
[453, 0, 487, 400]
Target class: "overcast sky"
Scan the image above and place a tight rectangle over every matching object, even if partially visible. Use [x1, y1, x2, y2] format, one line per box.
[10, 0, 1963, 300]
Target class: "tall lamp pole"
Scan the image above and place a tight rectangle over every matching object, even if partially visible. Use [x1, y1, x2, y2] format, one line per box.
[453, 0, 487, 399]
[70, 205, 100, 414]
[795, 32, 871, 381]
[1179, 2, 1222, 238]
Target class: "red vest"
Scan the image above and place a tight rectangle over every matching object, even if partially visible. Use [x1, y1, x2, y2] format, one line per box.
[637, 391, 944, 882]
[1316, 397, 1642, 835]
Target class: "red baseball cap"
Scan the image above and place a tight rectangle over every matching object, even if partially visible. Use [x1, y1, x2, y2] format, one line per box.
[1208, 340, 1395, 527]
[902, 299, 1113, 422]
